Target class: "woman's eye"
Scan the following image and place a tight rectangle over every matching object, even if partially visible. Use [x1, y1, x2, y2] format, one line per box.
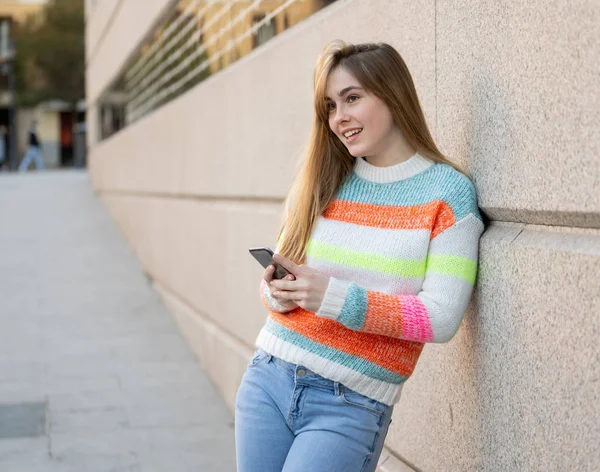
[347, 95, 359, 103]
[326, 102, 336, 112]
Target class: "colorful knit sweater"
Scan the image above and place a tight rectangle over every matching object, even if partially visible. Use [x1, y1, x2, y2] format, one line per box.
[256, 153, 485, 405]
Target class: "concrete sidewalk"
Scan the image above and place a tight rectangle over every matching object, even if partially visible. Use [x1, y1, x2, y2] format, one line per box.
[0, 170, 236, 471]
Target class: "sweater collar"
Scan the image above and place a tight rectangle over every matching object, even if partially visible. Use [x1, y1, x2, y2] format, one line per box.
[353, 152, 435, 183]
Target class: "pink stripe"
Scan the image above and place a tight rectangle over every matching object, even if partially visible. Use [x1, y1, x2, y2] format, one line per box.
[400, 296, 434, 342]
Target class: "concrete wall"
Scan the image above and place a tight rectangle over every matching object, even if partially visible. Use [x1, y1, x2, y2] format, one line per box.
[85, 0, 600, 470]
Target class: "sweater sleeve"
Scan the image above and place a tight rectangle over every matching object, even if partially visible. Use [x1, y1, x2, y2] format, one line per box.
[315, 189, 485, 343]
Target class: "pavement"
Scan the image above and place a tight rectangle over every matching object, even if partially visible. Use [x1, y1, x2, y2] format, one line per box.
[0, 170, 236, 471]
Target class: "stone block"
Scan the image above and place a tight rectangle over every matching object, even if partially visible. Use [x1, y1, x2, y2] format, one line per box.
[437, 0, 600, 226]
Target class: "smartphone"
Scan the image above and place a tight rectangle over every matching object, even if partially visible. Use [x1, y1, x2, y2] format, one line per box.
[249, 247, 292, 280]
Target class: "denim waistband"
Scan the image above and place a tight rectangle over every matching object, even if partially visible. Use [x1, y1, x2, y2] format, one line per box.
[256, 348, 358, 396]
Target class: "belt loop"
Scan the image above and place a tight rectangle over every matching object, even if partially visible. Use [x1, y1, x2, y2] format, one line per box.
[334, 382, 340, 396]
[265, 353, 272, 363]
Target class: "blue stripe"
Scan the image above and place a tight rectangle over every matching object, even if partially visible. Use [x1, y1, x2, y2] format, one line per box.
[338, 283, 368, 330]
[265, 319, 407, 384]
[339, 164, 481, 221]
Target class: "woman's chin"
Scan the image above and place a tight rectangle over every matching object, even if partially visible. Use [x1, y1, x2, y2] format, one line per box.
[346, 147, 365, 158]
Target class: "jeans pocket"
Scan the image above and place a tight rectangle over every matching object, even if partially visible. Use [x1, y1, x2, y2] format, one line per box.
[341, 389, 386, 417]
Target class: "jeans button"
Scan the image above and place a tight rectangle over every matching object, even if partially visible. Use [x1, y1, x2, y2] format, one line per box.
[297, 368, 307, 377]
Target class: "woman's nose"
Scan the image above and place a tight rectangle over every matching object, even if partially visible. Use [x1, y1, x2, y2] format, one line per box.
[334, 107, 349, 124]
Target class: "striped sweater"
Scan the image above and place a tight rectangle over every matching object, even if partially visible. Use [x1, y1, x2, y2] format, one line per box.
[256, 152, 485, 405]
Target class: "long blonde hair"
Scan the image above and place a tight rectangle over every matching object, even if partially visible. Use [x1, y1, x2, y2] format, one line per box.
[278, 40, 465, 263]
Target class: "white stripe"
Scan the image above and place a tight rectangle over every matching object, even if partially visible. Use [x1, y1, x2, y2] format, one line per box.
[430, 213, 483, 259]
[312, 217, 431, 260]
[419, 273, 474, 342]
[256, 330, 404, 406]
[316, 277, 349, 320]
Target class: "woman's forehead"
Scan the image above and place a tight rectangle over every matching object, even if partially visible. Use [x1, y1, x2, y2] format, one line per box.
[325, 67, 361, 97]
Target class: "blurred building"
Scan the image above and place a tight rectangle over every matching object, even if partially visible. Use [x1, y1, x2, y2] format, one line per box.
[0, 0, 83, 168]
[86, 0, 600, 471]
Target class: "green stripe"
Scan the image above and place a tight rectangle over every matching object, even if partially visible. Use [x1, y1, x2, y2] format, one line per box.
[307, 240, 426, 278]
[426, 254, 477, 284]
[264, 319, 407, 384]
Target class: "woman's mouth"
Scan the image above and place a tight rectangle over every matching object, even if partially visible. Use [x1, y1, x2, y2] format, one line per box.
[343, 128, 363, 144]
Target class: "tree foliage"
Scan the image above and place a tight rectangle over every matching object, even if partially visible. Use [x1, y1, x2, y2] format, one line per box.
[14, 0, 84, 108]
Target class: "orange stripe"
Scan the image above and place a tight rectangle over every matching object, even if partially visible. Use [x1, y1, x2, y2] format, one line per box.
[269, 309, 424, 377]
[323, 200, 455, 236]
[362, 292, 403, 338]
[431, 201, 455, 238]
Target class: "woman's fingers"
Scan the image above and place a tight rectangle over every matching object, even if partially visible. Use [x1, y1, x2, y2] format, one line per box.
[266, 267, 295, 291]
[270, 278, 297, 290]
[268, 264, 329, 312]
[272, 253, 300, 275]
[272, 290, 303, 301]
[263, 264, 275, 283]
[262, 265, 298, 310]
[272, 290, 298, 308]
[272, 291, 289, 300]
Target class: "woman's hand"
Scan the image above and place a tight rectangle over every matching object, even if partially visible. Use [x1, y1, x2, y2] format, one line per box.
[264, 264, 298, 311]
[268, 254, 330, 313]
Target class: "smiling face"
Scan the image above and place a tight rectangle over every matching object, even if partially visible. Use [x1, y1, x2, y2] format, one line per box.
[324, 66, 403, 162]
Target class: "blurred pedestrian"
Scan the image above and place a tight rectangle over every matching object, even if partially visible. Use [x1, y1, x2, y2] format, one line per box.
[18, 120, 45, 172]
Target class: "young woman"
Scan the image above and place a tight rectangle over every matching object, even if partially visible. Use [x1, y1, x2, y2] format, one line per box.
[235, 40, 485, 472]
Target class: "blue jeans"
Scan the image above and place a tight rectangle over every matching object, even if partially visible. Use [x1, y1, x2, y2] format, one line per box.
[235, 349, 394, 472]
[18, 145, 44, 172]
